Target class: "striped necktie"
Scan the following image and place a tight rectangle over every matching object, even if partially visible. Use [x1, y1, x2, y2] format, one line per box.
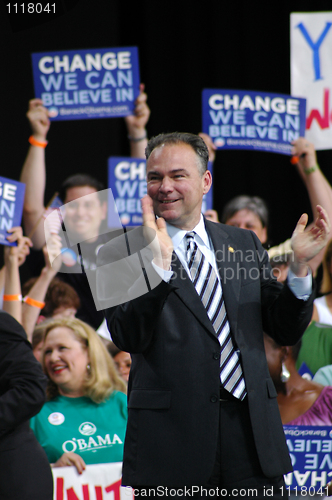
[186, 232, 246, 400]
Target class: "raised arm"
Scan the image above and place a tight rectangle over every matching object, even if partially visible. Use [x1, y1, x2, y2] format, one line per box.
[20, 99, 50, 249]
[22, 234, 62, 342]
[125, 84, 150, 159]
[291, 137, 332, 274]
[3, 227, 33, 323]
[198, 133, 217, 164]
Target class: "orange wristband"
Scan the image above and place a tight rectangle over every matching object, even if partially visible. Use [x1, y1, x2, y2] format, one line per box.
[28, 135, 48, 148]
[23, 296, 45, 309]
[3, 294, 22, 301]
[290, 155, 299, 164]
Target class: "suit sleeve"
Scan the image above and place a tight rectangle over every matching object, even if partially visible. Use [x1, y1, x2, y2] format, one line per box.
[253, 231, 315, 345]
[104, 278, 175, 353]
[0, 312, 47, 437]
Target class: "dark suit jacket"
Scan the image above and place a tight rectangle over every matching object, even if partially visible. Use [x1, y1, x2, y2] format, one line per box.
[0, 311, 53, 499]
[97, 220, 314, 487]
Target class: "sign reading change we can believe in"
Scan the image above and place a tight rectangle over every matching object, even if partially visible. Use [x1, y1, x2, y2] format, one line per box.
[283, 425, 332, 493]
[202, 89, 306, 155]
[31, 47, 140, 121]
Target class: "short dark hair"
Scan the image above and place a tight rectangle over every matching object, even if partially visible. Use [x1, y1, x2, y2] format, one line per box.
[59, 174, 105, 203]
[22, 277, 80, 317]
[107, 341, 122, 358]
[145, 132, 209, 176]
[221, 195, 269, 228]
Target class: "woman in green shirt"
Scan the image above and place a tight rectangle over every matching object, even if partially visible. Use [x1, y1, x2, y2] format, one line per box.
[30, 317, 127, 473]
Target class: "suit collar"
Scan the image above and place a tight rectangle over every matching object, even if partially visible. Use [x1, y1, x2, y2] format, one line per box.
[170, 251, 218, 339]
[166, 215, 209, 252]
[168, 218, 242, 340]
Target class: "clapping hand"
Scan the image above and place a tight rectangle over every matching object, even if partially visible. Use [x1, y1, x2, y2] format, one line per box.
[290, 205, 330, 276]
[141, 195, 173, 271]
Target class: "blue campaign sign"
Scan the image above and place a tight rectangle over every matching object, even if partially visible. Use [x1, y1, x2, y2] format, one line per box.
[0, 177, 25, 247]
[202, 89, 307, 155]
[108, 157, 213, 227]
[31, 47, 140, 121]
[283, 425, 332, 493]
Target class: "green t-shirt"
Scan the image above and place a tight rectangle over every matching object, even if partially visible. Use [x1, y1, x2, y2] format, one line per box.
[30, 391, 127, 464]
[296, 321, 332, 375]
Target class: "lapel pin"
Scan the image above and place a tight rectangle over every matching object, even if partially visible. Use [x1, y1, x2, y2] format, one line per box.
[228, 246, 234, 253]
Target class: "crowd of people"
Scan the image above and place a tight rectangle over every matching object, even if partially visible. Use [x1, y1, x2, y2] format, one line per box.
[1, 87, 332, 498]
[0, 87, 149, 499]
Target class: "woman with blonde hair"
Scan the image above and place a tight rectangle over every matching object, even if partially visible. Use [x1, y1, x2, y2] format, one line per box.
[30, 317, 127, 473]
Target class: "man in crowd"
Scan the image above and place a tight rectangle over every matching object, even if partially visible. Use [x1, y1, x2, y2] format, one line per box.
[20, 85, 150, 328]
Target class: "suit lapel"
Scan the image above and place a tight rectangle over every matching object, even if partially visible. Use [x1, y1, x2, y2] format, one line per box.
[170, 251, 217, 339]
[205, 220, 241, 337]
[168, 220, 242, 341]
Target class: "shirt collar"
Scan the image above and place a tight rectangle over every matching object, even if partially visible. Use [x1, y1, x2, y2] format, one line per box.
[166, 214, 210, 251]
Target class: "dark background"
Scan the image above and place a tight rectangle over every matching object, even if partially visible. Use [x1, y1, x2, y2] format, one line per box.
[1, 0, 332, 254]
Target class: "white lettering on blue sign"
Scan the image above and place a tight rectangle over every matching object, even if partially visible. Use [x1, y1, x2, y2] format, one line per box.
[209, 94, 300, 114]
[38, 52, 132, 74]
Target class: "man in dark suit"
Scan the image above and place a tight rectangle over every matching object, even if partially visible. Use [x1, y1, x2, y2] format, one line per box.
[0, 310, 53, 499]
[97, 133, 330, 498]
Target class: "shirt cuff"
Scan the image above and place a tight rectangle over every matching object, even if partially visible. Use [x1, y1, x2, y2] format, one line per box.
[151, 260, 173, 283]
[287, 267, 312, 300]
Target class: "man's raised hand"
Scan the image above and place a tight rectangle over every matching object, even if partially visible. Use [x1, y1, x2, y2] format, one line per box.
[141, 195, 173, 271]
[290, 205, 331, 276]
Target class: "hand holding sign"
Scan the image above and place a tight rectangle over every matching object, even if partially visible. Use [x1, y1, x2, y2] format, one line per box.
[290, 138, 318, 175]
[27, 98, 51, 141]
[125, 83, 150, 138]
[52, 452, 86, 475]
[5, 226, 32, 267]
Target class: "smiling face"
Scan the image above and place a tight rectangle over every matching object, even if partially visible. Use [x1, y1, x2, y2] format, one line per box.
[43, 326, 89, 397]
[225, 209, 267, 243]
[63, 186, 107, 242]
[146, 143, 212, 230]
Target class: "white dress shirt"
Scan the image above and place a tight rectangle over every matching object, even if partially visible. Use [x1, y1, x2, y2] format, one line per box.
[152, 215, 312, 300]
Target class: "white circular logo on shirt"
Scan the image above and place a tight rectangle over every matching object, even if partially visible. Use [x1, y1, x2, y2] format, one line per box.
[48, 412, 65, 425]
[79, 422, 97, 436]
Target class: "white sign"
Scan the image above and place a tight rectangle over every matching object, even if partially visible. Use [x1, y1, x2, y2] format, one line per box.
[290, 11, 332, 150]
[52, 462, 134, 500]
